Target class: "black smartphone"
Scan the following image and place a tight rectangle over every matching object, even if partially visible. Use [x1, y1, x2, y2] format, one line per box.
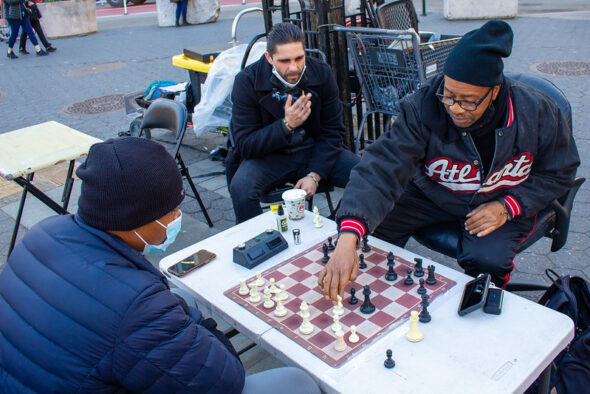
[458, 274, 491, 316]
[168, 249, 216, 277]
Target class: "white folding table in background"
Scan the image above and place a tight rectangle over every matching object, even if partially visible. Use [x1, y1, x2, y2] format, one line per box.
[160, 211, 573, 394]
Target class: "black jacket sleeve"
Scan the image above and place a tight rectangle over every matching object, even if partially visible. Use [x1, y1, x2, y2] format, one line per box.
[337, 97, 429, 233]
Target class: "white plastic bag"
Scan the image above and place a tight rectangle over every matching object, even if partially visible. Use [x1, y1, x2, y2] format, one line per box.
[192, 42, 266, 136]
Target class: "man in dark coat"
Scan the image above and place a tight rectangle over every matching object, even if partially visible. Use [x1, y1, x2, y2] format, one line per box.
[228, 23, 359, 223]
[0, 137, 320, 393]
[318, 21, 580, 300]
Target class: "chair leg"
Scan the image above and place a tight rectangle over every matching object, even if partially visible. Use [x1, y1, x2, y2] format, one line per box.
[308, 196, 314, 211]
[325, 191, 335, 217]
[177, 156, 213, 227]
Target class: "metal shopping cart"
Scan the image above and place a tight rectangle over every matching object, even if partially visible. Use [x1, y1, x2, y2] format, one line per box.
[335, 26, 460, 152]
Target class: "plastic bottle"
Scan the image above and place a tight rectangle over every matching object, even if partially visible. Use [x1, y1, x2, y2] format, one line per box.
[270, 204, 279, 231]
[276, 205, 288, 233]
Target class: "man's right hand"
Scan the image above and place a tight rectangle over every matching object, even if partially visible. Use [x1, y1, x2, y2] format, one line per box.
[318, 232, 359, 301]
[284, 92, 312, 130]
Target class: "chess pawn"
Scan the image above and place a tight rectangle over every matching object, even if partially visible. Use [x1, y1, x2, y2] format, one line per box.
[238, 278, 249, 296]
[249, 283, 261, 303]
[406, 310, 424, 342]
[299, 313, 314, 335]
[334, 330, 347, 352]
[348, 325, 359, 343]
[274, 298, 287, 317]
[277, 284, 288, 302]
[359, 254, 367, 269]
[332, 294, 344, 316]
[331, 313, 342, 332]
[255, 271, 265, 287]
[384, 349, 395, 369]
[263, 288, 275, 309]
[269, 278, 279, 293]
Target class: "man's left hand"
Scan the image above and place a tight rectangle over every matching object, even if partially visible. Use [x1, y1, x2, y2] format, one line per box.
[294, 173, 319, 198]
[465, 201, 508, 237]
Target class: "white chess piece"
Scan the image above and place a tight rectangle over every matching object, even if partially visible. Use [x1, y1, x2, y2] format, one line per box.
[300, 301, 310, 318]
[348, 325, 359, 343]
[299, 301, 314, 334]
[255, 271, 265, 287]
[313, 206, 323, 228]
[334, 330, 347, 352]
[249, 283, 261, 303]
[238, 278, 249, 296]
[274, 298, 287, 317]
[263, 288, 275, 309]
[277, 284, 288, 302]
[331, 313, 342, 332]
[269, 278, 279, 293]
[406, 310, 424, 342]
[332, 294, 344, 316]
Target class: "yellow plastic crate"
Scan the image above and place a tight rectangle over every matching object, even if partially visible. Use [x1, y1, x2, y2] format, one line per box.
[172, 54, 212, 73]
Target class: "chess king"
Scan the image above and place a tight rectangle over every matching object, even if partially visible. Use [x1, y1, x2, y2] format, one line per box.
[0, 137, 319, 393]
[319, 20, 579, 300]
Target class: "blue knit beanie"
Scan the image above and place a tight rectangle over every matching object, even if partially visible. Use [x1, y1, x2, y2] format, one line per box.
[444, 20, 513, 87]
[76, 137, 185, 231]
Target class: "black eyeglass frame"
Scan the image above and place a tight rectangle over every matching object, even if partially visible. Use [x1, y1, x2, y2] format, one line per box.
[436, 80, 493, 112]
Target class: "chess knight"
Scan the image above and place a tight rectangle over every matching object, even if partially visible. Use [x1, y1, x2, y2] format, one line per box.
[319, 20, 579, 300]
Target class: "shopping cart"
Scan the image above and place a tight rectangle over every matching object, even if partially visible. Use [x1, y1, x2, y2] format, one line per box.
[335, 26, 460, 152]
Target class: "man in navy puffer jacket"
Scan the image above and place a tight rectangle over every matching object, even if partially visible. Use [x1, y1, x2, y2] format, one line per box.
[0, 137, 320, 393]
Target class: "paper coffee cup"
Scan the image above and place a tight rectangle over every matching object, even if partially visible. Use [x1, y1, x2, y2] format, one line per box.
[282, 189, 307, 220]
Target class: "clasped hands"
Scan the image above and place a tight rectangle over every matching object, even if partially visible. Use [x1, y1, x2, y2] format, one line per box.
[317, 201, 509, 302]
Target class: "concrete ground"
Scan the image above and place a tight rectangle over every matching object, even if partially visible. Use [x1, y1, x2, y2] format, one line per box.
[1, 0, 589, 382]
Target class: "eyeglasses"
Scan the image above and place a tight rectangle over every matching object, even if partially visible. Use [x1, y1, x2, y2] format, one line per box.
[436, 81, 493, 111]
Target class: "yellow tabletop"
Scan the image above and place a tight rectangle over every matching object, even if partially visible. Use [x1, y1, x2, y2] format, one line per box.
[0, 121, 102, 180]
[172, 54, 212, 73]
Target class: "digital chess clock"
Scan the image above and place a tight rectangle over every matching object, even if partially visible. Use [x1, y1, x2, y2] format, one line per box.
[233, 229, 289, 269]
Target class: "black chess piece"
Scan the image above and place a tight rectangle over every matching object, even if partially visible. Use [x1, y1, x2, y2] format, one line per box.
[362, 235, 371, 253]
[385, 260, 397, 281]
[327, 236, 335, 251]
[387, 252, 395, 264]
[384, 349, 395, 369]
[426, 265, 437, 285]
[404, 268, 414, 285]
[360, 285, 375, 314]
[359, 254, 367, 269]
[349, 287, 358, 304]
[417, 278, 427, 295]
[414, 257, 424, 277]
[419, 294, 431, 323]
[321, 243, 329, 264]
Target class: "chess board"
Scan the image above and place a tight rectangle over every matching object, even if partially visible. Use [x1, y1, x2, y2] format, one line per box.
[224, 239, 457, 367]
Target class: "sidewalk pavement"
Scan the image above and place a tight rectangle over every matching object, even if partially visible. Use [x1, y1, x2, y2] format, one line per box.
[0, 0, 589, 376]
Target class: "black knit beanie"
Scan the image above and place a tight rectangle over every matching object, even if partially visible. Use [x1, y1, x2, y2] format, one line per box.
[444, 20, 513, 87]
[76, 137, 185, 231]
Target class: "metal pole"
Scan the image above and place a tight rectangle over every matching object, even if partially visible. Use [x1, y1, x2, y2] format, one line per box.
[421, 0, 426, 16]
[123, 0, 128, 15]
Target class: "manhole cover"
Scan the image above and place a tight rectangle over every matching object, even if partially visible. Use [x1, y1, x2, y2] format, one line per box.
[63, 62, 126, 76]
[533, 61, 590, 77]
[63, 94, 124, 115]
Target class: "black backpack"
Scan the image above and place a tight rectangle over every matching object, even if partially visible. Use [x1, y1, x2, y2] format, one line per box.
[537, 269, 590, 393]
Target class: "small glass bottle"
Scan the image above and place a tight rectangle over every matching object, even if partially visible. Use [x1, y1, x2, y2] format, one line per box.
[276, 204, 288, 233]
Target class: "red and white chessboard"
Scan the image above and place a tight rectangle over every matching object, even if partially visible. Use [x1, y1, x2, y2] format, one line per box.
[224, 239, 457, 367]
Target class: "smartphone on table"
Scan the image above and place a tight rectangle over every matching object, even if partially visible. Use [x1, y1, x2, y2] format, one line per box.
[168, 249, 216, 277]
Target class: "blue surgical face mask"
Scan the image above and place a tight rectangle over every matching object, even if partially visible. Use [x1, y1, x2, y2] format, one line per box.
[135, 211, 182, 255]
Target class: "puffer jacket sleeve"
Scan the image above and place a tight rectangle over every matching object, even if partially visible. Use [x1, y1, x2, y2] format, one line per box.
[113, 282, 245, 393]
[507, 98, 579, 218]
[336, 97, 429, 233]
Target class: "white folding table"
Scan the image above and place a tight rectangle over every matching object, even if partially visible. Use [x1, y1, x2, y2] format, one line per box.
[160, 211, 574, 394]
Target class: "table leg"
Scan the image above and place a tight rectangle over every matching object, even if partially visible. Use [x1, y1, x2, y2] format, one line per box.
[61, 160, 76, 210]
[536, 363, 552, 394]
[8, 173, 33, 256]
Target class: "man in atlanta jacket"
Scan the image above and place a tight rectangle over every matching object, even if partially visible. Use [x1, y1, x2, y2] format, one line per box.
[319, 20, 579, 299]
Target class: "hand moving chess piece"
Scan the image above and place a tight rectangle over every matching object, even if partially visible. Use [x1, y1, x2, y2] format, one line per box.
[263, 288, 275, 309]
[426, 265, 437, 285]
[348, 287, 358, 305]
[360, 285, 375, 314]
[238, 278, 249, 295]
[334, 330, 347, 352]
[249, 283, 261, 303]
[313, 206, 323, 228]
[406, 310, 424, 342]
[384, 349, 395, 369]
[348, 325, 359, 343]
[332, 295, 344, 316]
[414, 257, 425, 277]
[274, 298, 287, 317]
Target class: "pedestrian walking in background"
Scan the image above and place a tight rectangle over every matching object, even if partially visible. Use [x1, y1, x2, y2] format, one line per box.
[171, 0, 188, 26]
[19, 0, 56, 54]
[4, 0, 47, 58]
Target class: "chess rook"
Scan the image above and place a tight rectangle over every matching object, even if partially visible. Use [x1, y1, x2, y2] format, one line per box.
[334, 330, 347, 352]
[426, 265, 437, 285]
